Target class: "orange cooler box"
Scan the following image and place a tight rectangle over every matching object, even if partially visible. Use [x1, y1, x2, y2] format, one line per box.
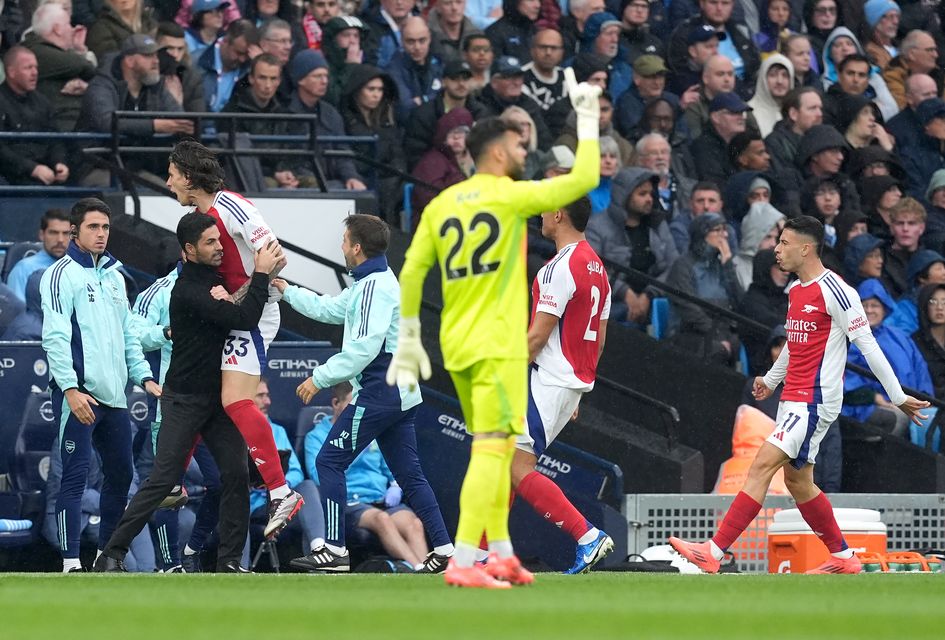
[767, 508, 887, 573]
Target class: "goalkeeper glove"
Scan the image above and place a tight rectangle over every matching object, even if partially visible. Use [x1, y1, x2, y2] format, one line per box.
[564, 66, 602, 140]
[385, 316, 431, 391]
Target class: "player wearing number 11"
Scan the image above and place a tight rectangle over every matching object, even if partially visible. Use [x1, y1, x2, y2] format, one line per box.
[387, 68, 602, 588]
[670, 216, 930, 575]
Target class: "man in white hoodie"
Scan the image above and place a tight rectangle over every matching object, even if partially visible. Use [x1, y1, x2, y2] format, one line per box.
[748, 54, 795, 137]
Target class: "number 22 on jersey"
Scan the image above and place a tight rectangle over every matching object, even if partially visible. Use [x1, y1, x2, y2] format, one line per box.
[439, 212, 503, 280]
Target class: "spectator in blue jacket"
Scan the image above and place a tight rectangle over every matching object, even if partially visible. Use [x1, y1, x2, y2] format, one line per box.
[885, 250, 945, 334]
[303, 381, 430, 570]
[6, 208, 71, 302]
[842, 278, 933, 435]
[245, 378, 325, 565]
[388, 17, 444, 124]
[362, 0, 420, 68]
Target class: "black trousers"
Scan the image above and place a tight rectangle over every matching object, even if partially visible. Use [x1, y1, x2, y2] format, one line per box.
[103, 387, 249, 569]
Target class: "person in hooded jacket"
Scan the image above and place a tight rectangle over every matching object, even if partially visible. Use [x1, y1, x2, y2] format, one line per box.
[845, 144, 906, 186]
[912, 282, 945, 399]
[732, 201, 785, 292]
[843, 232, 887, 289]
[2, 269, 45, 341]
[842, 277, 933, 435]
[737, 249, 789, 375]
[585, 166, 678, 324]
[795, 123, 862, 214]
[665, 211, 742, 366]
[923, 169, 945, 250]
[819, 26, 899, 121]
[617, 0, 664, 64]
[322, 15, 369, 108]
[577, 12, 633, 102]
[748, 54, 795, 138]
[885, 249, 945, 334]
[859, 173, 901, 240]
[341, 64, 405, 220]
[410, 107, 474, 218]
[485, 0, 538, 62]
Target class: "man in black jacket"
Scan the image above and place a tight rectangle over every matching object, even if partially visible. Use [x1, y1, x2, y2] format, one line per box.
[94, 212, 285, 573]
[692, 91, 750, 186]
[0, 46, 69, 186]
[478, 55, 552, 150]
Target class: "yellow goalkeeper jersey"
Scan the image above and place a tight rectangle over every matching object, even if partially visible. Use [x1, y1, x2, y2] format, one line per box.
[399, 138, 600, 371]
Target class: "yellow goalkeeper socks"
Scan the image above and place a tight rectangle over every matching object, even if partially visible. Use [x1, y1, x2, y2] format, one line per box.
[485, 437, 516, 558]
[454, 438, 509, 565]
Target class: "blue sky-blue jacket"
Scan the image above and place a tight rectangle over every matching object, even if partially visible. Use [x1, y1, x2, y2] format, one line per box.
[281, 255, 421, 411]
[40, 241, 153, 408]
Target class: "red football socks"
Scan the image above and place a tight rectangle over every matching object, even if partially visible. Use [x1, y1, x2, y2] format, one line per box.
[224, 399, 286, 490]
[712, 491, 763, 551]
[516, 471, 591, 542]
[797, 492, 847, 553]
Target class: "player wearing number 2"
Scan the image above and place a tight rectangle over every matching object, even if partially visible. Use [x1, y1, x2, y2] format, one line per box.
[670, 216, 930, 575]
[387, 69, 603, 588]
[511, 196, 615, 574]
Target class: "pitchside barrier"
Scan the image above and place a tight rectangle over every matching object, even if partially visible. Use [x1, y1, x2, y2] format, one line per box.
[624, 493, 945, 573]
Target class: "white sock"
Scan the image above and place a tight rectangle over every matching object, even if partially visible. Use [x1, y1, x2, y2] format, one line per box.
[474, 548, 489, 563]
[95, 549, 103, 561]
[183, 545, 197, 556]
[310, 537, 325, 552]
[488, 540, 514, 559]
[62, 558, 82, 572]
[325, 543, 347, 556]
[453, 542, 478, 568]
[831, 548, 855, 559]
[414, 562, 425, 571]
[270, 484, 290, 500]
[433, 543, 454, 556]
[577, 527, 600, 545]
[709, 540, 725, 561]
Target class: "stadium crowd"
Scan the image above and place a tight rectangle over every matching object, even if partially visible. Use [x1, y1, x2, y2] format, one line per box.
[2, 0, 945, 568]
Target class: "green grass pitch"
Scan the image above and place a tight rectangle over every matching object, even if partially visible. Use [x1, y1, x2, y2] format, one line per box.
[2, 572, 943, 640]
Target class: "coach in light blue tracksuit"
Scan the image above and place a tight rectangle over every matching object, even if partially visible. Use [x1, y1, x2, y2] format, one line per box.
[274, 214, 453, 573]
[131, 264, 222, 572]
[40, 198, 160, 571]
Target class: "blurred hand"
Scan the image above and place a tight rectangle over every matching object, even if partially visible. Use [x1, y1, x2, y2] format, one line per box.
[154, 119, 195, 135]
[65, 388, 98, 426]
[54, 163, 70, 183]
[296, 378, 319, 405]
[144, 380, 162, 398]
[384, 483, 402, 508]
[210, 285, 233, 302]
[680, 85, 701, 110]
[60, 78, 89, 96]
[898, 395, 931, 426]
[346, 178, 367, 191]
[31, 164, 55, 185]
[271, 278, 288, 294]
[274, 170, 300, 189]
[752, 377, 774, 400]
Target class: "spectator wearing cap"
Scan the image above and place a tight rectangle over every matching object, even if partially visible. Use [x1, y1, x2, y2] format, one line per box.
[691, 91, 750, 186]
[886, 249, 945, 334]
[222, 53, 297, 188]
[885, 73, 937, 154]
[410, 107, 474, 217]
[0, 46, 70, 186]
[900, 98, 945, 200]
[22, 2, 98, 132]
[882, 31, 942, 112]
[461, 33, 494, 92]
[521, 29, 566, 111]
[863, 0, 901, 71]
[403, 59, 489, 168]
[77, 34, 192, 185]
[543, 144, 575, 177]
[556, 0, 604, 59]
[184, 0, 229, 61]
[388, 17, 444, 123]
[286, 49, 367, 191]
[586, 166, 678, 324]
[667, 0, 761, 90]
[844, 232, 886, 286]
[485, 0, 539, 62]
[578, 12, 632, 101]
[667, 24, 724, 101]
[842, 277, 932, 436]
[543, 51, 608, 138]
[87, 0, 158, 61]
[795, 123, 861, 214]
[635, 132, 695, 221]
[479, 55, 552, 149]
[196, 18, 258, 112]
[880, 196, 927, 298]
[156, 21, 208, 112]
[174, 0, 242, 33]
[428, 0, 483, 63]
[665, 211, 742, 366]
[748, 54, 794, 137]
[618, 0, 664, 65]
[322, 16, 368, 107]
[923, 169, 945, 248]
[362, 0, 420, 69]
[614, 54, 680, 137]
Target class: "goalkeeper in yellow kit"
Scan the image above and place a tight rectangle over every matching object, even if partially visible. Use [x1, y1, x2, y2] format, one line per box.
[386, 69, 601, 588]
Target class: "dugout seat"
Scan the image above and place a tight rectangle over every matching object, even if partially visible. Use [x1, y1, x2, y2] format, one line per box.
[1, 241, 42, 283]
[12, 391, 56, 492]
[295, 405, 332, 465]
[0, 281, 25, 336]
[649, 297, 671, 340]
